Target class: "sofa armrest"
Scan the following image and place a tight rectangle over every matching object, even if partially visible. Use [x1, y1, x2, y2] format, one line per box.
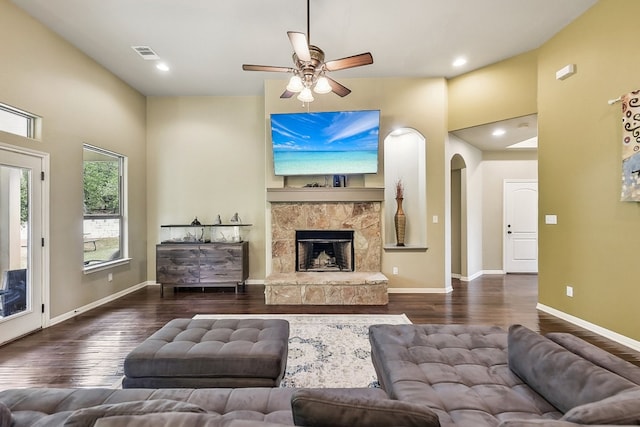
[0, 401, 12, 427]
[291, 388, 440, 427]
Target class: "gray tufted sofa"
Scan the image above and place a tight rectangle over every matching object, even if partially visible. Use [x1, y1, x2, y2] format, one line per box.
[369, 323, 640, 426]
[2, 323, 640, 426]
[0, 387, 438, 427]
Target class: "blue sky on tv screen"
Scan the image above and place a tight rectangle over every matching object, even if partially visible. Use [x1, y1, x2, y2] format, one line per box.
[271, 110, 380, 152]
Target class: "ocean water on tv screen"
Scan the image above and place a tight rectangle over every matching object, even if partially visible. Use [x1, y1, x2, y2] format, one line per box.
[274, 150, 378, 175]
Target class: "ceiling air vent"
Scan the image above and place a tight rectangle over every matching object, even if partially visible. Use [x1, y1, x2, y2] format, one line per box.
[131, 46, 160, 60]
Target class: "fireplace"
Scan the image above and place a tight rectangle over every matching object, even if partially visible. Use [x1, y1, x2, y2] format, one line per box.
[296, 230, 354, 272]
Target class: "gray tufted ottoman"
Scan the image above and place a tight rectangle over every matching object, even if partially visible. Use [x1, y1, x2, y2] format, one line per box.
[123, 318, 290, 388]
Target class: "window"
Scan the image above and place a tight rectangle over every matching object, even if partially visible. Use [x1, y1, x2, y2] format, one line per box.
[83, 144, 127, 270]
[0, 103, 36, 138]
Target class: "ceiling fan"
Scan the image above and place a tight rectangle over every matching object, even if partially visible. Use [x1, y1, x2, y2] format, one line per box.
[242, 0, 373, 102]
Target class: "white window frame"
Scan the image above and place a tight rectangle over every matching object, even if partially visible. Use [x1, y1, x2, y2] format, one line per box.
[82, 144, 129, 273]
[0, 103, 37, 139]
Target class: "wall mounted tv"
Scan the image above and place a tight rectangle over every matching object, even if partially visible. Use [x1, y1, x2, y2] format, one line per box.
[270, 109, 380, 176]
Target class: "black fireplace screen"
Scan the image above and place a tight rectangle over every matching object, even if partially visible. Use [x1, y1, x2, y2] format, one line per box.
[295, 230, 354, 272]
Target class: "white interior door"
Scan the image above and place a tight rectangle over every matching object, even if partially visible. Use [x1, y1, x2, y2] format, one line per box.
[504, 180, 538, 273]
[0, 147, 45, 344]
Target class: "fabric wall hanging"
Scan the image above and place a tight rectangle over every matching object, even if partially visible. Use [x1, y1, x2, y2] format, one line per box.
[621, 89, 640, 202]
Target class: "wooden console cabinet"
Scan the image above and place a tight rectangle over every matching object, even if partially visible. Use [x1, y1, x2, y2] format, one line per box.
[156, 241, 249, 296]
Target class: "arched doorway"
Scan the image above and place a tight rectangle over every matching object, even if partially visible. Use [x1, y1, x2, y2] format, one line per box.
[450, 154, 467, 281]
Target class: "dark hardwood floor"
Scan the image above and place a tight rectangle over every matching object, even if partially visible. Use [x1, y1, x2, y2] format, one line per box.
[0, 274, 638, 390]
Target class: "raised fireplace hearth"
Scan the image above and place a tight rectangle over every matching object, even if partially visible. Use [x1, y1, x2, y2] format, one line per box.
[296, 230, 354, 272]
[266, 200, 388, 305]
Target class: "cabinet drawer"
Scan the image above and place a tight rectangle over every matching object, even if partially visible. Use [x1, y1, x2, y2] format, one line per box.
[156, 245, 199, 284]
[199, 245, 243, 258]
[200, 264, 242, 282]
[157, 258, 199, 284]
[157, 245, 199, 259]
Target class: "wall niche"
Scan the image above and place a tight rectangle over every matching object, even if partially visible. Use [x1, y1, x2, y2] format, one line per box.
[383, 128, 427, 250]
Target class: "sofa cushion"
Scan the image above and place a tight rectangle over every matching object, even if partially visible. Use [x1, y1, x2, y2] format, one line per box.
[290, 388, 440, 427]
[63, 399, 207, 427]
[508, 325, 637, 413]
[369, 324, 563, 425]
[0, 401, 12, 427]
[94, 413, 294, 427]
[560, 387, 640, 425]
[0, 387, 296, 427]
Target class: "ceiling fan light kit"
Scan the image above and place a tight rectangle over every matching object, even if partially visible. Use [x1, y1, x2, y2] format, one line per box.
[286, 75, 304, 92]
[297, 87, 315, 103]
[313, 76, 332, 94]
[242, 0, 373, 104]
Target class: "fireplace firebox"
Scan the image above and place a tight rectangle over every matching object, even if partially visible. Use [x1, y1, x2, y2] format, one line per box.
[295, 230, 354, 272]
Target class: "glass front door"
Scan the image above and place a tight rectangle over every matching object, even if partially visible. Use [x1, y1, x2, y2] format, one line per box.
[0, 147, 44, 344]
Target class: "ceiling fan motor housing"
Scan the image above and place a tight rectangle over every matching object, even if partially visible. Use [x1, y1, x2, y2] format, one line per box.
[293, 45, 325, 83]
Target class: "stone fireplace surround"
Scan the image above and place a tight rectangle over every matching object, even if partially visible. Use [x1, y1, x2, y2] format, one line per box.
[265, 191, 388, 305]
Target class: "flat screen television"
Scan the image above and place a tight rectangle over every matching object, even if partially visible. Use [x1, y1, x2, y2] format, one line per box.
[270, 109, 380, 176]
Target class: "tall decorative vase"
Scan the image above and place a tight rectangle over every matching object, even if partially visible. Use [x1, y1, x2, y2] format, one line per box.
[394, 197, 406, 246]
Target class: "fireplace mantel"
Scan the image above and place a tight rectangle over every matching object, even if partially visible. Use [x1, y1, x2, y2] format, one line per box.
[266, 187, 384, 203]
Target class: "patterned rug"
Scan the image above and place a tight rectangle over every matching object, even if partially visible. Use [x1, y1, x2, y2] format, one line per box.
[193, 314, 412, 388]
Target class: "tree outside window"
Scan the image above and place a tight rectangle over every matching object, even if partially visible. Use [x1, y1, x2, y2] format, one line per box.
[83, 145, 125, 269]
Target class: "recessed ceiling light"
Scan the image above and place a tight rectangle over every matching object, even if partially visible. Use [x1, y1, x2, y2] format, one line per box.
[453, 57, 467, 67]
[156, 62, 170, 72]
[492, 128, 506, 136]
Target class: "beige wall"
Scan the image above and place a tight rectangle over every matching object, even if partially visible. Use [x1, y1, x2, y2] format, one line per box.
[265, 77, 449, 289]
[0, 0, 147, 317]
[447, 134, 484, 280]
[448, 50, 538, 132]
[537, 0, 640, 340]
[481, 151, 538, 271]
[146, 96, 266, 280]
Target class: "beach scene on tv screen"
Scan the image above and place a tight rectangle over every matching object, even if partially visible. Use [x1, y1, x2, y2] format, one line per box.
[271, 110, 379, 176]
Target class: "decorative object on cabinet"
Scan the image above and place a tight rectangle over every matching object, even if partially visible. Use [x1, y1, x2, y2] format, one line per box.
[394, 180, 406, 246]
[159, 223, 251, 244]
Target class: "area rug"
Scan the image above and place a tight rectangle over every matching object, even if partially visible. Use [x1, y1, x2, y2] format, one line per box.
[193, 314, 412, 388]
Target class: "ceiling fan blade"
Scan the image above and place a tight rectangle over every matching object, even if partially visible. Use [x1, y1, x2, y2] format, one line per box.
[280, 90, 296, 99]
[287, 31, 311, 62]
[326, 76, 351, 97]
[242, 64, 293, 73]
[324, 52, 373, 71]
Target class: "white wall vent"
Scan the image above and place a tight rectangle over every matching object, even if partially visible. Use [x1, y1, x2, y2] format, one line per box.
[131, 46, 160, 60]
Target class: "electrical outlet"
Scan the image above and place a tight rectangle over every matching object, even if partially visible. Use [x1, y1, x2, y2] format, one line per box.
[108, 273, 113, 282]
[566, 285, 573, 297]
[392, 267, 399, 275]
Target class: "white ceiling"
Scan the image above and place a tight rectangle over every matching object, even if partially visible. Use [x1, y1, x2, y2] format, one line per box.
[451, 114, 538, 152]
[10, 0, 596, 151]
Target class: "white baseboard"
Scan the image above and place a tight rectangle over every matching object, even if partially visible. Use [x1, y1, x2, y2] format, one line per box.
[47, 281, 152, 327]
[460, 271, 482, 282]
[482, 269, 506, 275]
[388, 286, 453, 294]
[245, 279, 265, 285]
[537, 303, 640, 352]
